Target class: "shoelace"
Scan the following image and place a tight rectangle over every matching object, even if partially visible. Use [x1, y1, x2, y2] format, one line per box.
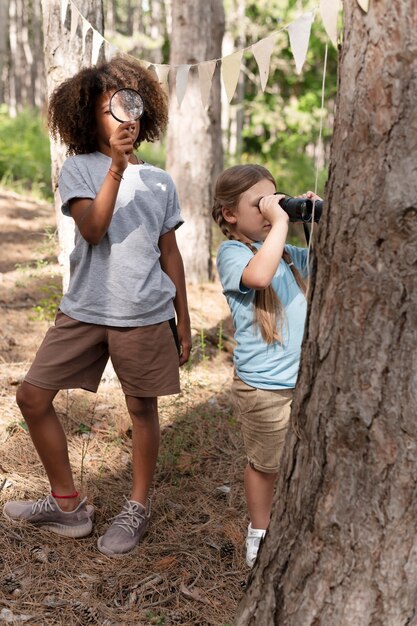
[30, 496, 55, 515]
[110, 500, 148, 536]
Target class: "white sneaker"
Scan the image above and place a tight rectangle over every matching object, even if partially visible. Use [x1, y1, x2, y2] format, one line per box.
[246, 523, 266, 568]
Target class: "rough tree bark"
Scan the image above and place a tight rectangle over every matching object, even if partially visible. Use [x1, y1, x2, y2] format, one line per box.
[236, 2, 417, 624]
[166, 0, 225, 283]
[41, 0, 104, 290]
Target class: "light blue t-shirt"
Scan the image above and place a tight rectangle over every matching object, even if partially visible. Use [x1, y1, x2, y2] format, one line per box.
[217, 241, 308, 389]
[58, 151, 183, 327]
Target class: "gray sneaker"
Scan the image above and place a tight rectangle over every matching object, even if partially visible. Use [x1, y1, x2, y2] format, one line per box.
[97, 498, 150, 557]
[3, 494, 93, 538]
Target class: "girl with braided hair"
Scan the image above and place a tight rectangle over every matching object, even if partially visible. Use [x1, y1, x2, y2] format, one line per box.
[212, 164, 320, 567]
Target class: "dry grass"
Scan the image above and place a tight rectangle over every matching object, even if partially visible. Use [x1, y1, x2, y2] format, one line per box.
[0, 189, 249, 625]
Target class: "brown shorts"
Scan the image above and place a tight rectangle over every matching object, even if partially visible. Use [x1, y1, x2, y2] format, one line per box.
[231, 375, 293, 473]
[24, 311, 181, 397]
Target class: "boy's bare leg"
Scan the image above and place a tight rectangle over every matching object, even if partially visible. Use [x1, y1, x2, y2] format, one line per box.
[244, 463, 278, 529]
[125, 395, 159, 505]
[16, 381, 79, 511]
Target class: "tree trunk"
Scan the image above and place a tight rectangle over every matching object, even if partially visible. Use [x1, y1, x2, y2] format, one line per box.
[237, 2, 417, 624]
[166, 0, 225, 284]
[41, 0, 104, 291]
[0, 0, 9, 106]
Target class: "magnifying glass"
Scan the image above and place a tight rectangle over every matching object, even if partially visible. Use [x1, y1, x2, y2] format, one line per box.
[109, 88, 145, 123]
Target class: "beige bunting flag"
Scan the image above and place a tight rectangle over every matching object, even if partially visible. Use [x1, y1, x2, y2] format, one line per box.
[356, 0, 369, 11]
[81, 18, 91, 57]
[176, 65, 191, 106]
[251, 34, 277, 92]
[198, 60, 217, 108]
[91, 29, 103, 65]
[70, 4, 79, 40]
[287, 11, 314, 74]
[319, 0, 340, 46]
[154, 64, 171, 88]
[221, 50, 243, 102]
[60, 0, 69, 24]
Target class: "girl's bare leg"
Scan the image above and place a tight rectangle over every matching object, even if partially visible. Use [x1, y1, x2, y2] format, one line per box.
[244, 463, 278, 529]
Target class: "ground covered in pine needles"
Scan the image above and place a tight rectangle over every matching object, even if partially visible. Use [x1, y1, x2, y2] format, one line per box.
[0, 189, 249, 626]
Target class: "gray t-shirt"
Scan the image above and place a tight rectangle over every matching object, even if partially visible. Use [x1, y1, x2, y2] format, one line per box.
[58, 151, 183, 327]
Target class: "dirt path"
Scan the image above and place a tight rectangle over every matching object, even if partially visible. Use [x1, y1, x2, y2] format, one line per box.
[0, 189, 248, 626]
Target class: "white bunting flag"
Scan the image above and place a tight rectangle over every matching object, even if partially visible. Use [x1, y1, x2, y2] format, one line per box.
[287, 11, 315, 74]
[70, 4, 79, 40]
[105, 42, 118, 60]
[82, 17, 90, 57]
[320, 0, 340, 46]
[198, 60, 217, 108]
[91, 29, 103, 65]
[60, 0, 69, 24]
[176, 65, 191, 106]
[356, 0, 369, 11]
[251, 34, 277, 91]
[221, 50, 243, 103]
[154, 64, 171, 87]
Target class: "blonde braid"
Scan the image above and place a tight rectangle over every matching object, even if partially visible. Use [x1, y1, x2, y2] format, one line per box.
[212, 199, 235, 240]
[245, 246, 307, 345]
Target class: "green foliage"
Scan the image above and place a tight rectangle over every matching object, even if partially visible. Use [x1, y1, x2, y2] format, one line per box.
[0, 105, 52, 199]
[227, 0, 338, 198]
[31, 282, 62, 321]
[138, 140, 166, 169]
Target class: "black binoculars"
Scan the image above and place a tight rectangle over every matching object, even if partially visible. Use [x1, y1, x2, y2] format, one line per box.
[276, 194, 323, 223]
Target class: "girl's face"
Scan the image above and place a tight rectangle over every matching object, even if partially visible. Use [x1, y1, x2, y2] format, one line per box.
[224, 178, 276, 242]
[95, 91, 140, 155]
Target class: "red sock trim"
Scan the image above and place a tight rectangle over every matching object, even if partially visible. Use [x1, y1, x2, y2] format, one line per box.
[51, 491, 79, 499]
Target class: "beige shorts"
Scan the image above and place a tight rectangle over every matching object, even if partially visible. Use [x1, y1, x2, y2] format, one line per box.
[232, 375, 293, 473]
[25, 311, 181, 397]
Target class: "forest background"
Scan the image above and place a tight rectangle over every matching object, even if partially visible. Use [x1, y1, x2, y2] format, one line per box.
[0, 1, 339, 624]
[0, 0, 337, 234]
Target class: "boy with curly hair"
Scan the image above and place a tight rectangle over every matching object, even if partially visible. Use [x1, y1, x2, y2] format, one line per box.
[3, 55, 191, 557]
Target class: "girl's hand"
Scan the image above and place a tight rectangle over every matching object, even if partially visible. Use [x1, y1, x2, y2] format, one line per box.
[258, 194, 289, 226]
[109, 122, 135, 172]
[301, 190, 322, 201]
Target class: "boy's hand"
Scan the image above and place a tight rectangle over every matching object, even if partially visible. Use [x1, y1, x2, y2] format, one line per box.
[109, 122, 135, 171]
[177, 319, 192, 366]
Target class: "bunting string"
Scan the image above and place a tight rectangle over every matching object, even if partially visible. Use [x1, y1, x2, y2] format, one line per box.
[61, 0, 341, 107]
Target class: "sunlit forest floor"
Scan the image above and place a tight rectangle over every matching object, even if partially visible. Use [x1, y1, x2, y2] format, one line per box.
[0, 188, 249, 626]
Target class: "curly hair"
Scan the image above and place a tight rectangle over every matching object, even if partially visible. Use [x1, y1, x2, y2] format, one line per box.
[212, 164, 307, 345]
[48, 55, 168, 155]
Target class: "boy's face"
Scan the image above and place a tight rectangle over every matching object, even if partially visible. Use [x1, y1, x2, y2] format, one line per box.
[95, 91, 140, 154]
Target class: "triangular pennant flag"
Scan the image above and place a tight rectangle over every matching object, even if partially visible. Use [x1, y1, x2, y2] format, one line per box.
[221, 50, 243, 103]
[154, 64, 171, 87]
[251, 34, 277, 92]
[70, 4, 79, 40]
[81, 17, 91, 56]
[91, 29, 103, 65]
[356, 0, 369, 11]
[175, 65, 191, 106]
[320, 0, 340, 46]
[198, 60, 217, 108]
[60, 0, 69, 24]
[105, 42, 118, 60]
[287, 11, 314, 74]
